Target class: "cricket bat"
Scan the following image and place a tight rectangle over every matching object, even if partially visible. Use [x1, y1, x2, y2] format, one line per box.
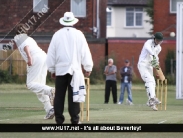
[155, 66, 165, 81]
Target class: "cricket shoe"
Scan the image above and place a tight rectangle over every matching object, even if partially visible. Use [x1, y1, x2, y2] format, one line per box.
[126, 99, 134, 105]
[49, 88, 55, 106]
[146, 101, 150, 107]
[154, 98, 161, 105]
[148, 98, 156, 106]
[44, 108, 55, 119]
[150, 105, 158, 111]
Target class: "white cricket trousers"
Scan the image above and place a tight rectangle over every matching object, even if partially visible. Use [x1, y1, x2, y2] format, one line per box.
[137, 63, 156, 99]
[26, 52, 53, 113]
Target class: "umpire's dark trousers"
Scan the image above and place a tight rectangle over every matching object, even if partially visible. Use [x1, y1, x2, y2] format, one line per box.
[54, 74, 80, 124]
[105, 80, 117, 103]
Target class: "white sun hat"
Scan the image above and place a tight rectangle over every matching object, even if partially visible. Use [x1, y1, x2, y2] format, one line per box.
[59, 12, 79, 26]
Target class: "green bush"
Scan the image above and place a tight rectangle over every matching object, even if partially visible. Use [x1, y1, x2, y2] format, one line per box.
[165, 74, 176, 85]
[165, 49, 175, 75]
[46, 72, 55, 84]
[90, 57, 106, 84]
[164, 49, 176, 85]
[0, 69, 11, 83]
[0, 69, 23, 84]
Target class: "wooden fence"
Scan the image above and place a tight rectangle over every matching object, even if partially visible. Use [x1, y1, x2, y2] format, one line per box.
[0, 50, 26, 77]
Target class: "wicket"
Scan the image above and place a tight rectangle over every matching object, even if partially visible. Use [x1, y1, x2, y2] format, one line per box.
[156, 79, 167, 110]
[80, 78, 90, 121]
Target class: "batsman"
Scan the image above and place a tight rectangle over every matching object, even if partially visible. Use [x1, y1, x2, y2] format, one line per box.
[137, 32, 164, 111]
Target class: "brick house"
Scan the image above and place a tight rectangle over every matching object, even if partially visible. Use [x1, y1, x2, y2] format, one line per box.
[107, 0, 152, 38]
[154, 0, 178, 37]
[0, 0, 179, 82]
[107, 0, 177, 80]
[0, 0, 107, 76]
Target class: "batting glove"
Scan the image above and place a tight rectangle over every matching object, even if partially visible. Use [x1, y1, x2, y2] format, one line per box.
[151, 56, 159, 68]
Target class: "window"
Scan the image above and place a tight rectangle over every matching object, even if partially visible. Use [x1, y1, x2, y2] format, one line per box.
[71, 0, 86, 17]
[126, 7, 143, 27]
[170, 0, 183, 13]
[106, 7, 112, 26]
[33, 0, 48, 13]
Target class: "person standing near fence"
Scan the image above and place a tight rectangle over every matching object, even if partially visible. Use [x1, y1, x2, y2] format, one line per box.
[104, 58, 117, 104]
[14, 24, 55, 119]
[118, 59, 133, 105]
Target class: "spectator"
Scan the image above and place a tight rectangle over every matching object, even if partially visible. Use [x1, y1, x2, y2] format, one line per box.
[118, 60, 133, 105]
[104, 58, 117, 104]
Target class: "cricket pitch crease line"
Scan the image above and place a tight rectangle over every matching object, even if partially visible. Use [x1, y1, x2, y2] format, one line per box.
[0, 119, 10, 122]
[158, 120, 167, 124]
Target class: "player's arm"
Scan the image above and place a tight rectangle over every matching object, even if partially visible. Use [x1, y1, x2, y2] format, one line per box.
[24, 46, 32, 66]
[144, 41, 154, 56]
[104, 66, 109, 75]
[107, 66, 116, 75]
[46, 34, 56, 78]
[120, 67, 127, 77]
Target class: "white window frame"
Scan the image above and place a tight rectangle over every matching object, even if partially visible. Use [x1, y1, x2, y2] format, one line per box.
[170, 0, 183, 13]
[33, 0, 48, 13]
[125, 7, 143, 28]
[71, 0, 86, 17]
[106, 7, 112, 27]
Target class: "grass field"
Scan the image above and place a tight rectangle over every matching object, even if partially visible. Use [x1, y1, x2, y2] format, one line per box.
[0, 83, 182, 138]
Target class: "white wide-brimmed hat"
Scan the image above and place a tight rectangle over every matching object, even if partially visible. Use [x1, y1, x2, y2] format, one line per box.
[59, 12, 79, 26]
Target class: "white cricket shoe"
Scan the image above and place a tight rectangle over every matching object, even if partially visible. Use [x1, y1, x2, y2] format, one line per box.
[49, 88, 55, 106]
[44, 108, 55, 119]
[154, 98, 161, 105]
[118, 102, 122, 104]
[126, 99, 134, 105]
[126, 99, 130, 105]
[146, 101, 150, 107]
[148, 98, 155, 106]
[129, 102, 134, 105]
[150, 105, 158, 111]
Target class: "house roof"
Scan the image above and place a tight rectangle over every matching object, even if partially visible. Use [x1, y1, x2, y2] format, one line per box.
[108, 0, 149, 6]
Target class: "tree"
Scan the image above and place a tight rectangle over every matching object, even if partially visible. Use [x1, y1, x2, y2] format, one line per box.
[144, 0, 154, 35]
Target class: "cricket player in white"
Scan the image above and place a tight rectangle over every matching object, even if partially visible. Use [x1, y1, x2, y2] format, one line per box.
[138, 32, 163, 111]
[14, 24, 55, 119]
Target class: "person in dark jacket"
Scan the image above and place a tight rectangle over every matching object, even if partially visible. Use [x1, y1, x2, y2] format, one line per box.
[118, 60, 133, 105]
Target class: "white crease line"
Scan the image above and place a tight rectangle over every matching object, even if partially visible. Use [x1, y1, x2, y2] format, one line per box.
[158, 120, 167, 124]
[0, 119, 10, 122]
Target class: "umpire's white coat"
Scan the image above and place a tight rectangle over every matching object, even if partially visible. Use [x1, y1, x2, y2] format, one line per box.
[14, 34, 53, 113]
[137, 39, 161, 99]
[46, 27, 93, 75]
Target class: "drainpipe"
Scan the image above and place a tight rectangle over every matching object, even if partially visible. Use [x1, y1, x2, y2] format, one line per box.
[105, 38, 108, 64]
[96, 0, 100, 38]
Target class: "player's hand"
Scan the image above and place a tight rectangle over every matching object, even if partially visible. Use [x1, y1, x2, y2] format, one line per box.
[85, 71, 91, 77]
[156, 74, 159, 79]
[151, 61, 159, 68]
[151, 56, 159, 68]
[27, 57, 32, 66]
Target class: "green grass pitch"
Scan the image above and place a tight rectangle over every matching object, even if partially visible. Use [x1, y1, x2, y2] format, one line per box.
[0, 83, 182, 138]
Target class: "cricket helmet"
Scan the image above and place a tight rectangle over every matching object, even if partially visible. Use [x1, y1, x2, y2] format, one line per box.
[154, 32, 163, 41]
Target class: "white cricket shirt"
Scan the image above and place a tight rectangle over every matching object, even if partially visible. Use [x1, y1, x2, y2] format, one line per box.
[138, 39, 161, 65]
[14, 34, 43, 62]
